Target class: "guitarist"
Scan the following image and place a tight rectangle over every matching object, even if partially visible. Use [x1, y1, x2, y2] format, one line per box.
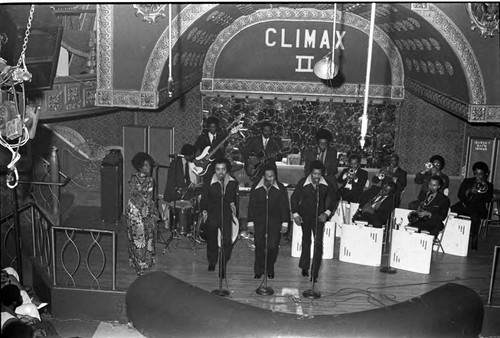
[242, 121, 283, 183]
[194, 116, 228, 187]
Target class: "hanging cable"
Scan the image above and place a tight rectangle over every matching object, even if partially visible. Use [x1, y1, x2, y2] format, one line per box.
[360, 3, 376, 149]
[168, 3, 174, 97]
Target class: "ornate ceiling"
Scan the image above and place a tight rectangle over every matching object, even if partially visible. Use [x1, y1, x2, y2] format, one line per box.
[94, 3, 500, 123]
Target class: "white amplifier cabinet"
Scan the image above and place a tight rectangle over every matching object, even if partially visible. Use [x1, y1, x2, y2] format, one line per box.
[390, 229, 433, 274]
[339, 223, 383, 267]
[437, 216, 471, 257]
[291, 221, 335, 259]
[393, 208, 413, 228]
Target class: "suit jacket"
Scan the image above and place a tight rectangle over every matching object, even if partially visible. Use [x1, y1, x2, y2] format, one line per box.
[418, 191, 450, 223]
[194, 131, 227, 160]
[163, 158, 197, 202]
[200, 174, 239, 230]
[303, 146, 338, 186]
[456, 177, 493, 213]
[337, 167, 368, 203]
[414, 172, 449, 201]
[247, 179, 290, 229]
[372, 166, 407, 206]
[356, 186, 396, 224]
[291, 175, 337, 221]
[242, 135, 283, 162]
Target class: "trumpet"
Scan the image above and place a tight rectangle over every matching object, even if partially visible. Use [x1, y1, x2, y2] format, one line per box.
[425, 162, 433, 170]
[474, 179, 488, 194]
[346, 168, 357, 183]
[377, 166, 393, 180]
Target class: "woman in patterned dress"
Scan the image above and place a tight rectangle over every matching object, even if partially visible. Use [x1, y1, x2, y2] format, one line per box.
[127, 152, 159, 275]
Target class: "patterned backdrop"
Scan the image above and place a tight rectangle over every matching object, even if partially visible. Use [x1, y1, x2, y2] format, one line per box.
[202, 96, 399, 168]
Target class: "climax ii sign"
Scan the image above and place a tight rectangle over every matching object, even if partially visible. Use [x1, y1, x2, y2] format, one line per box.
[264, 28, 346, 73]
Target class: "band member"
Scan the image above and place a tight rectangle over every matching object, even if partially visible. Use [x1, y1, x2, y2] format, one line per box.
[372, 154, 407, 207]
[291, 160, 337, 282]
[337, 154, 368, 203]
[242, 121, 283, 183]
[302, 128, 338, 189]
[163, 144, 198, 203]
[247, 163, 290, 279]
[200, 157, 239, 277]
[409, 175, 450, 237]
[194, 116, 228, 187]
[126, 152, 159, 275]
[409, 155, 449, 209]
[451, 161, 493, 251]
[352, 182, 397, 228]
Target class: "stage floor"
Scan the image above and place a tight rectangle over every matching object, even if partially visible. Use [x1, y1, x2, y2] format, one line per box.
[61, 206, 500, 316]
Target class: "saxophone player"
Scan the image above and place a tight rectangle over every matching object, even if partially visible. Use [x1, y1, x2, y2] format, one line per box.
[451, 161, 493, 251]
[337, 154, 368, 203]
[372, 154, 407, 207]
[408, 155, 449, 210]
[409, 176, 450, 237]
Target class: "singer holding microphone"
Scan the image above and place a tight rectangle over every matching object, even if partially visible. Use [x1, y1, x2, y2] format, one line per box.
[291, 160, 337, 282]
[247, 163, 290, 280]
[200, 157, 239, 278]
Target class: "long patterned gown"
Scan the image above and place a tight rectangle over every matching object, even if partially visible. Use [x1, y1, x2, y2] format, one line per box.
[126, 172, 159, 273]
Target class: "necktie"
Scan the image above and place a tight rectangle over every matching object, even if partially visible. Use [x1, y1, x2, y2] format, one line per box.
[184, 161, 190, 185]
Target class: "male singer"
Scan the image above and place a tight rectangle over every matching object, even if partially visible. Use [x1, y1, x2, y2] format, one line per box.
[247, 164, 290, 280]
[337, 154, 368, 203]
[200, 157, 239, 278]
[291, 160, 337, 282]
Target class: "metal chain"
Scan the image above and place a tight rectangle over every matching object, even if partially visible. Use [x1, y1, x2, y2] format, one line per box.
[16, 5, 36, 68]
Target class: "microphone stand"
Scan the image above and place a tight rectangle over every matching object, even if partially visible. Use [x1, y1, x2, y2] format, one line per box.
[256, 188, 274, 296]
[162, 158, 181, 253]
[303, 185, 321, 299]
[211, 177, 230, 297]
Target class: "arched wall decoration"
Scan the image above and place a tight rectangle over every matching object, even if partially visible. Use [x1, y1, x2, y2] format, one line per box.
[412, 3, 486, 107]
[201, 8, 404, 101]
[96, 4, 113, 106]
[141, 4, 217, 93]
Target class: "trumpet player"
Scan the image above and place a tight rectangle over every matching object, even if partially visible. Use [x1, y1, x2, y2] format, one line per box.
[409, 155, 449, 210]
[372, 154, 407, 207]
[451, 161, 493, 251]
[409, 176, 450, 237]
[337, 154, 368, 203]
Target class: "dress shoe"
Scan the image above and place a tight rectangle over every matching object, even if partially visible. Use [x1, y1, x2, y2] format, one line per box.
[310, 276, 318, 283]
[254, 274, 262, 279]
[219, 272, 226, 279]
[208, 264, 215, 272]
[267, 273, 274, 279]
[301, 269, 309, 277]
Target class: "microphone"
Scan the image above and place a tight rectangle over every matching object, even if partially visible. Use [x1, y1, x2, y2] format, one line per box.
[168, 154, 184, 158]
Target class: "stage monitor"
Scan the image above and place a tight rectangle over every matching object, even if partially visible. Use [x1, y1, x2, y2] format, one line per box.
[0, 5, 63, 91]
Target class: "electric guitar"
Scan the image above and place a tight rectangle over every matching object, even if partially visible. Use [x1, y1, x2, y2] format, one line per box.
[244, 146, 291, 180]
[193, 123, 243, 176]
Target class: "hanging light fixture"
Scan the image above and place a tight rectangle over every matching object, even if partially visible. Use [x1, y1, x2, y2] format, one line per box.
[360, 3, 376, 149]
[313, 3, 339, 80]
[167, 3, 174, 97]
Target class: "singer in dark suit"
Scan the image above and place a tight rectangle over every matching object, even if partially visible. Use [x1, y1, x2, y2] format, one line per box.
[241, 121, 283, 182]
[371, 154, 407, 207]
[247, 164, 290, 279]
[337, 154, 368, 203]
[451, 161, 494, 250]
[410, 176, 450, 237]
[163, 144, 198, 203]
[291, 160, 337, 282]
[303, 129, 338, 189]
[194, 116, 228, 187]
[200, 157, 239, 277]
[352, 182, 397, 228]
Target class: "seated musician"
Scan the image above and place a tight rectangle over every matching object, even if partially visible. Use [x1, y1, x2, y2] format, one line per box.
[372, 154, 407, 207]
[408, 155, 449, 210]
[163, 144, 199, 203]
[451, 161, 494, 251]
[337, 154, 368, 203]
[194, 116, 227, 187]
[242, 121, 283, 183]
[352, 182, 397, 228]
[408, 175, 450, 237]
[302, 128, 338, 190]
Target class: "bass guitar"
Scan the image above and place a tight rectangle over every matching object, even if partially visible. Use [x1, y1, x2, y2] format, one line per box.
[193, 123, 243, 176]
[244, 146, 291, 180]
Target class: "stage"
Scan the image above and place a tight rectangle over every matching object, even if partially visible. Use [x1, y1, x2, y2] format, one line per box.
[57, 206, 499, 318]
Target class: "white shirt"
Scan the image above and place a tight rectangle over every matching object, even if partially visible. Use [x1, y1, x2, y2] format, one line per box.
[182, 158, 198, 184]
[209, 132, 216, 144]
[262, 136, 269, 149]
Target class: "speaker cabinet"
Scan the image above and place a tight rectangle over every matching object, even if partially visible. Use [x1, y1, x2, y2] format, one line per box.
[101, 165, 122, 222]
[0, 5, 63, 91]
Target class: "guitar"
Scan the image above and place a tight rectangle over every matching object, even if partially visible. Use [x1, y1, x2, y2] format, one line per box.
[244, 146, 291, 180]
[193, 123, 243, 176]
